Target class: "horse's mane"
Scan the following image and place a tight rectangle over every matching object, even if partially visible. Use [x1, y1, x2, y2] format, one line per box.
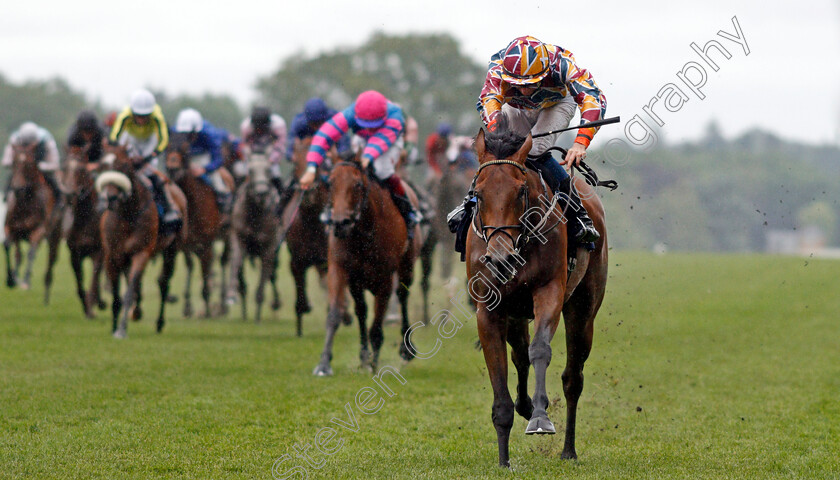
[482, 114, 527, 161]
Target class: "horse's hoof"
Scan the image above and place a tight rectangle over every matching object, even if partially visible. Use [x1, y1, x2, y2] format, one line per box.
[112, 330, 127, 339]
[560, 449, 578, 460]
[20, 282, 30, 291]
[313, 364, 333, 377]
[97, 300, 107, 310]
[130, 306, 142, 321]
[225, 296, 237, 306]
[359, 349, 371, 367]
[271, 299, 281, 311]
[342, 312, 352, 326]
[399, 342, 415, 362]
[183, 305, 193, 318]
[525, 416, 556, 435]
[156, 320, 164, 333]
[6, 277, 15, 288]
[166, 294, 178, 304]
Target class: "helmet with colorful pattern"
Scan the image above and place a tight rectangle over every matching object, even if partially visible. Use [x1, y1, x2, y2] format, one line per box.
[500, 36, 550, 85]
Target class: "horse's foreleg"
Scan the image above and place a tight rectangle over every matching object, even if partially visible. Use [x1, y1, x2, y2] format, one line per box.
[558, 289, 598, 460]
[269, 249, 281, 312]
[22, 228, 45, 289]
[114, 251, 150, 339]
[43, 227, 61, 305]
[157, 245, 177, 333]
[182, 251, 194, 317]
[87, 250, 105, 315]
[254, 249, 276, 324]
[420, 244, 433, 326]
[4, 239, 16, 288]
[218, 237, 230, 315]
[226, 235, 245, 319]
[70, 249, 88, 317]
[291, 261, 310, 337]
[109, 267, 121, 335]
[396, 256, 416, 361]
[507, 319, 533, 421]
[313, 263, 348, 376]
[526, 279, 565, 436]
[477, 307, 514, 468]
[369, 290, 390, 371]
[349, 283, 369, 368]
[198, 247, 214, 318]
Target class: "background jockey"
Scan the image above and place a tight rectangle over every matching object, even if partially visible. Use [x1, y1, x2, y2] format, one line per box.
[173, 108, 233, 212]
[66, 110, 106, 168]
[424, 122, 451, 181]
[299, 90, 419, 237]
[477, 35, 606, 243]
[239, 106, 287, 196]
[286, 97, 350, 161]
[109, 88, 181, 232]
[1, 122, 61, 201]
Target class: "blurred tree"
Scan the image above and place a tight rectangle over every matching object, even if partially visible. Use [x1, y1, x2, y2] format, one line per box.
[254, 32, 485, 147]
[151, 90, 243, 134]
[797, 201, 836, 243]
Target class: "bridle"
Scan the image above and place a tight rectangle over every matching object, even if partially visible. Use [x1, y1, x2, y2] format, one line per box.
[469, 160, 535, 253]
[325, 160, 368, 229]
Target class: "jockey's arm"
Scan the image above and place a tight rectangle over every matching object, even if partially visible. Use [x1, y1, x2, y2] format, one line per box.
[1, 144, 13, 168]
[39, 138, 61, 172]
[151, 109, 169, 155]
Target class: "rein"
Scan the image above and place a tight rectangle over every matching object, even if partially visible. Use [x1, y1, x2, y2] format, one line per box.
[469, 160, 535, 253]
[325, 161, 370, 228]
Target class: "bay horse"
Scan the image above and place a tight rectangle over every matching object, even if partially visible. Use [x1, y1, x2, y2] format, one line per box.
[165, 132, 233, 318]
[60, 147, 105, 318]
[96, 145, 188, 338]
[429, 156, 476, 281]
[226, 152, 282, 323]
[285, 136, 329, 336]
[3, 143, 61, 298]
[466, 123, 608, 466]
[312, 152, 421, 376]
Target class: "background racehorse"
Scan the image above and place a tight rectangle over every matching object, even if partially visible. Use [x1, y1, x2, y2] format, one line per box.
[428, 158, 476, 281]
[466, 122, 608, 467]
[312, 152, 421, 376]
[165, 132, 233, 317]
[59, 148, 105, 318]
[3, 143, 61, 298]
[285, 136, 330, 336]
[226, 152, 282, 323]
[96, 145, 187, 338]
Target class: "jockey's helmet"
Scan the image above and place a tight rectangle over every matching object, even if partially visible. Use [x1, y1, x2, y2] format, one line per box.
[437, 122, 452, 137]
[354, 90, 387, 129]
[76, 110, 99, 132]
[304, 98, 330, 124]
[175, 108, 204, 133]
[501, 36, 550, 85]
[251, 107, 272, 131]
[130, 89, 156, 116]
[17, 122, 40, 145]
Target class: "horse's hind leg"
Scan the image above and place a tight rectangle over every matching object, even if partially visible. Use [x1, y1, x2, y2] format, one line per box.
[291, 261, 310, 337]
[156, 245, 177, 333]
[369, 291, 390, 371]
[182, 251, 194, 317]
[269, 250, 281, 311]
[396, 257, 416, 361]
[477, 307, 515, 467]
[218, 238, 230, 315]
[22, 231, 45, 289]
[254, 252, 275, 324]
[508, 319, 533, 420]
[115, 251, 150, 338]
[70, 249, 89, 317]
[198, 247, 214, 317]
[559, 281, 603, 460]
[87, 251, 105, 315]
[4, 240, 16, 288]
[420, 241, 433, 325]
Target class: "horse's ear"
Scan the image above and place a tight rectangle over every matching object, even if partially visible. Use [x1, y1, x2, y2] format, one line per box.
[513, 134, 532, 165]
[475, 128, 486, 162]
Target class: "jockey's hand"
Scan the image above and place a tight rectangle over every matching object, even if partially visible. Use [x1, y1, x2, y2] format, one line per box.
[299, 166, 317, 190]
[360, 156, 371, 170]
[560, 142, 587, 169]
[190, 165, 206, 177]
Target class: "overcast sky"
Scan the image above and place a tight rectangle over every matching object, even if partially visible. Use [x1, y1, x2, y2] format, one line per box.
[1, 0, 839, 145]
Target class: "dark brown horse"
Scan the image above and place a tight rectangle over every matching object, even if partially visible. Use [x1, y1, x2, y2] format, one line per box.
[96, 145, 188, 338]
[312, 153, 421, 376]
[3, 143, 61, 298]
[429, 157, 476, 281]
[59, 148, 105, 318]
[165, 133, 233, 317]
[226, 152, 282, 323]
[466, 124, 608, 466]
[285, 137, 329, 336]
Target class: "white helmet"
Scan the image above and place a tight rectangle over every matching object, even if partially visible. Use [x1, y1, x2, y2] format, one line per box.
[17, 122, 40, 145]
[130, 89, 156, 115]
[175, 108, 204, 133]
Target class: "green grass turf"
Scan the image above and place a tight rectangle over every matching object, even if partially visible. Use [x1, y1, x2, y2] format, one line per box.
[0, 247, 838, 479]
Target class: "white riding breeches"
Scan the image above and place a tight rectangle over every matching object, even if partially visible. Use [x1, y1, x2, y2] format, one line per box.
[190, 153, 229, 194]
[352, 135, 404, 180]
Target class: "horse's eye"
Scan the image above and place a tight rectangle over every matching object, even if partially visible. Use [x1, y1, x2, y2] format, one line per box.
[518, 187, 527, 199]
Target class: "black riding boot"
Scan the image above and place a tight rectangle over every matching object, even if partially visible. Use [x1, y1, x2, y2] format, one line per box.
[390, 192, 418, 240]
[147, 174, 182, 234]
[528, 152, 600, 244]
[42, 172, 63, 206]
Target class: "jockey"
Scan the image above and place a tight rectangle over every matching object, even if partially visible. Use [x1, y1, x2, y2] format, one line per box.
[66, 110, 106, 167]
[425, 122, 452, 180]
[239, 106, 287, 196]
[446, 135, 479, 171]
[477, 35, 606, 243]
[173, 108, 232, 212]
[299, 90, 419, 238]
[109, 88, 181, 233]
[286, 97, 350, 161]
[1, 122, 61, 201]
